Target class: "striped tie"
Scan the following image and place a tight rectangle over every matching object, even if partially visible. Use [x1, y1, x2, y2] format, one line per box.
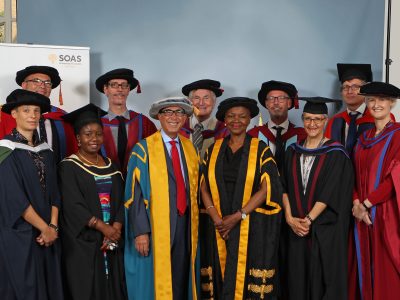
[192, 123, 204, 152]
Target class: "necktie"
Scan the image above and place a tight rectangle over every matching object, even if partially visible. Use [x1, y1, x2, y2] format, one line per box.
[34, 117, 47, 144]
[346, 112, 360, 154]
[117, 116, 128, 167]
[273, 126, 284, 171]
[192, 123, 204, 152]
[169, 140, 187, 216]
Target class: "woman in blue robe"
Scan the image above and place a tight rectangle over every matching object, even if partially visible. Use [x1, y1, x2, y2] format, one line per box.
[0, 89, 63, 300]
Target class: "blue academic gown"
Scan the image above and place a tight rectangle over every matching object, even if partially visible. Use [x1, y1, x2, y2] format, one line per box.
[0, 137, 63, 300]
[124, 131, 199, 300]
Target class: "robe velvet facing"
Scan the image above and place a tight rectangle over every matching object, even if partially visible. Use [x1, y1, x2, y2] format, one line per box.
[248, 122, 306, 173]
[58, 156, 126, 300]
[0, 138, 63, 300]
[101, 111, 157, 174]
[124, 131, 199, 300]
[352, 123, 400, 300]
[325, 109, 375, 148]
[282, 140, 353, 300]
[248, 122, 306, 152]
[201, 135, 282, 300]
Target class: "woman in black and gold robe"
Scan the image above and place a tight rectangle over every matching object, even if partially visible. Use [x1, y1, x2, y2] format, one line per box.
[200, 97, 282, 300]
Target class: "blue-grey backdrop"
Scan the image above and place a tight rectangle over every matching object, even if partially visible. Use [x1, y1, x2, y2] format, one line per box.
[18, 0, 385, 125]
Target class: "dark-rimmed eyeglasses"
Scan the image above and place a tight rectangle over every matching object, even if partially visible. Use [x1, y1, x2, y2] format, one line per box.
[266, 96, 290, 103]
[341, 84, 361, 92]
[159, 109, 186, 117]
[107, 82, 130, 90]
[302, 116, 326, 124]
[24, 78, 53, 87]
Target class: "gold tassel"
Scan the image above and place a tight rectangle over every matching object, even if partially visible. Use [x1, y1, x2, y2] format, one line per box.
[59, 81, 64, 106]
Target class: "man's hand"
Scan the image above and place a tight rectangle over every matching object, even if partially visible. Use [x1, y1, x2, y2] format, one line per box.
[135, 234, 150, 256]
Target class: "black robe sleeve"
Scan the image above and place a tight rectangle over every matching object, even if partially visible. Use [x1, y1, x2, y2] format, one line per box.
[58, 161, 93, 237]
[313, 150, 354, 215]
[111, 165, 125, 224]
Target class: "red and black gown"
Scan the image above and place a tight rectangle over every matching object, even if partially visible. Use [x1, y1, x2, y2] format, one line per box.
[351, 122, 400, 300]
[100, 111, 157, 175]
[325, 108, 375, 147]
[248, 122, 306, 161]
[281, 140, 353, 300]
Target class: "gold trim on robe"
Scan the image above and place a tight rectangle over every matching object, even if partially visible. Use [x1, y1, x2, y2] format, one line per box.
[147, 132, 199, 300]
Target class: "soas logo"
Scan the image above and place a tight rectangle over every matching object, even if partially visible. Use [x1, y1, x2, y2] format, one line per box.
[48, 54, 58, 64]
[59, 54, 82, 63]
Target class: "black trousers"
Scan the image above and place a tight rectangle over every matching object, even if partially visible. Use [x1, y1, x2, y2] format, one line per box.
[171, 212, 190, 300]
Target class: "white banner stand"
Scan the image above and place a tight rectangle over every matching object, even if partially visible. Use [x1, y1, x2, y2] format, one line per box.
[0, 43, 90, 112]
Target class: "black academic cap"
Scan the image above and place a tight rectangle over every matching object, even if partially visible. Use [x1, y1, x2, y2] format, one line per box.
[2, 89, 51, 114]
[216, 97, 259, 121]
[359, 81, 400, 98]
[337, 63, 373, 83]
[299, 97, 342, 115]
[181, 79, 224, 97]
[15, 65, 61, 88]
[95, 68, 139, 93]
[258, 80, 298, 109]
[62, 103, 107, 133]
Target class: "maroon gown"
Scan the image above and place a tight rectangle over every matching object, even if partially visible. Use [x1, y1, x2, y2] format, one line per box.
[352, 122, 400, 300]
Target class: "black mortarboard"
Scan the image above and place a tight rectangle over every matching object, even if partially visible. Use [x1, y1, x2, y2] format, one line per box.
[182, 79, 224, 97]
[216, 97, 259, 121]
[15, 65, 61, 88]
[337, 63, 373, 83]
[95, 68, 139, 93]
[299, 97, 342, 115]
[359, 81, 400, 98]
[2, 89, 51, 114]
[258, 80, 298, 109]
[62, 103, 107, 133]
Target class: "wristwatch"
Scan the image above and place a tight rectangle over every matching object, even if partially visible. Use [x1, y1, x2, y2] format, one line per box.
[240, 209, 247, 220]
[48, 223, 59, 232]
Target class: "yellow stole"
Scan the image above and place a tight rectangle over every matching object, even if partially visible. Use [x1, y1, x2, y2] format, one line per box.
[207, 137, 280, 300]
[147, 131, 199, 300]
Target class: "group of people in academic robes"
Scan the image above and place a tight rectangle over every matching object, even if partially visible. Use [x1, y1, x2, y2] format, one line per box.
[1, 64, 400, 300]
[197, 81, 400, 299]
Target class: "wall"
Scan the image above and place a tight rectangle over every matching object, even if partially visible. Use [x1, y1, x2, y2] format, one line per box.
[17, 0, 386, 125]
[383, 0, 400, 118]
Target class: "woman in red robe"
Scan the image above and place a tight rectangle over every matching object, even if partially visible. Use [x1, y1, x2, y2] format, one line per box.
[352, 81, 400, 300]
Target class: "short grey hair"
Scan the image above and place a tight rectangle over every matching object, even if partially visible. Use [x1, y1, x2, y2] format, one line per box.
[188, 89, 216, 102]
